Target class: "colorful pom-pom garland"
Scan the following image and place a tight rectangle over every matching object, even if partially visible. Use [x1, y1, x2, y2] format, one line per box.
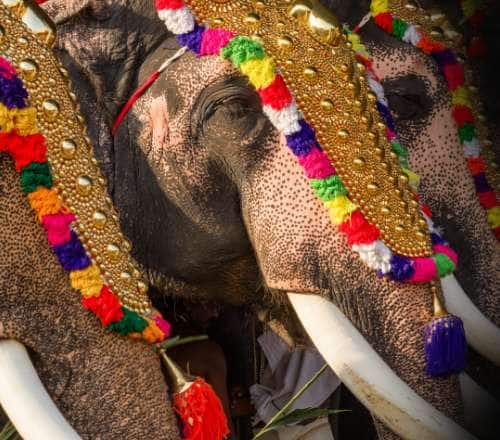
[370, 0, 500, 241]
[0, 56, 171, 343]
[154, 0, 458, 284]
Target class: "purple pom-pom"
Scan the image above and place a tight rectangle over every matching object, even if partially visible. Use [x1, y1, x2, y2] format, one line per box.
[431, 232, 447, 246]
[424, 314, 467, 377]
[285, 120, 320, 156]
[176, 24, 205, 55]
[473, 173, 492, 193]
[376, 101, 396, 132]
[430, 49, 457, 73]
[0, 75, 28, 109]
[388, 255, 414, 281]
[53, 231, 91, 271]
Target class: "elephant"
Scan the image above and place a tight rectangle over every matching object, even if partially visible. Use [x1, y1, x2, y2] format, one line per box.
[0, 0, 498, 439]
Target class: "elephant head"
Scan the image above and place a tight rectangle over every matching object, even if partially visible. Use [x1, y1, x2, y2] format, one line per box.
[6, 0, 495, 438]
[0, 3, 180, 438]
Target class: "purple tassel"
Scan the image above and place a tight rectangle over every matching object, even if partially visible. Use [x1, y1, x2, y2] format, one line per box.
[285, 120, 320, 156]
[424, 314, 467, 377]
[53, 231, 91, 271]
[388, 255, 414, 281]
[177, 24, 205, 55]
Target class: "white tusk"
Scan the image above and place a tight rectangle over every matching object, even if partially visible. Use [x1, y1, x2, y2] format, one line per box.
[441, 275, 500, 365]
[288, 293, 476, 440]
[0, 340, 81, 440]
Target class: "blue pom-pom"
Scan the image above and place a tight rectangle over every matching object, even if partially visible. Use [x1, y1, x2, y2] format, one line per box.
[176, 24, 205, 55]
[424, 314, 467, 377]
[53, 231, 91, 271]
[388, 255, 414, 281]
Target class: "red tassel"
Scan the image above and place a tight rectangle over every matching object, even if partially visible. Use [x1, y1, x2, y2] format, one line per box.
[174, 378, 230, 440]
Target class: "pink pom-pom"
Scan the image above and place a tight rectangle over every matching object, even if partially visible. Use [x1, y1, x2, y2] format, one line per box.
[408, 257, 437, 283]
[433, 244, 458, 266]
[200, 29, 234, 56]
[0, 58, 16, 79]
[154, 314, 172, 338]
[42, 213, 76, 246]
[155, 0, 184, 10]
[298, 148, 336, 179]
[386, 127, 396, 141]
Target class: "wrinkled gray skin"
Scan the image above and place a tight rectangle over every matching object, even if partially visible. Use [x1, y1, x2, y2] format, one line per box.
[32, 0, 499, 438]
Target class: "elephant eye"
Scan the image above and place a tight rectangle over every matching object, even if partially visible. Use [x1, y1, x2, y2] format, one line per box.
[192, 75, 268, 146]
[381, 74, 432, 122]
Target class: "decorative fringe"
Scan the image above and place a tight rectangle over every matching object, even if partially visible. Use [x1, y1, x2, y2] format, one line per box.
[424, 285, 467, 377]
[159, 350, 230, 440]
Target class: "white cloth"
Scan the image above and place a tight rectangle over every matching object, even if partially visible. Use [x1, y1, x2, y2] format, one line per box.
[250, 330, 341, 424]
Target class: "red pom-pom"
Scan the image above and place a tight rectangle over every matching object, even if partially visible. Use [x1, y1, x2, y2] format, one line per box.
[453, 105, 475, 126]
[466, 157, 486, 175]
[339, 211, 380, 245]
[374, 12, 393, 33]
[495, 226, 500, 240]
[258, 75, 292, 110]
[478, 191, 498, 209]
[443, 64, 465, 91]
[421, 203, 433, 218]
[416, 35, 445, 54]
[82, 285, 124, 326]
[0, 132, 47, 171]
[467, 37, 487, 58]
[174, 378, 230, 440]
[155, 0, 184, 10]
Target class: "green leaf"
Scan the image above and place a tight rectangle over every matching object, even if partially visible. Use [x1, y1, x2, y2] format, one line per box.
[260, 407, 349, 434]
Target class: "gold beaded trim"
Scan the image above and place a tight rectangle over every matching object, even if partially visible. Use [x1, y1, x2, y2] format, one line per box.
[0, 1, 152, 314]
[187, 0, 432, 257]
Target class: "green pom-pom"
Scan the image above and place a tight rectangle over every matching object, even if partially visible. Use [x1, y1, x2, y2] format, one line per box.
[310, 175, 347, 201]
[392, 19, 408, 39]
[20, 161, 52, 193]
[108, 307, 148, 335]
[390, 141, 409, 158]
[221, 36, 265, 67]
[458, 123, 476, 143]
[434, 253, 456, 278]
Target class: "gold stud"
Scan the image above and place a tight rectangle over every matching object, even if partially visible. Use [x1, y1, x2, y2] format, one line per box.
[244, 12, 260, 24]
[76, 176, 93, 195]
[277, 36, 293, 50]
[106, 244, 121, 260]
[337, 129, 349, 139]
[367, 183, 379, 192]
[92, 211, 107, 228]
[61, 139, 77, 159]
[381, 206, 391, 214]
[353, 157, 365, 169]
[19, 59, 38, 81]
[137, 281, 148, 294]
[304, 66, 318, 79]
[42, 99, 60, 121]
[17, 36, 28, 47]
[320, 98, 334, 112]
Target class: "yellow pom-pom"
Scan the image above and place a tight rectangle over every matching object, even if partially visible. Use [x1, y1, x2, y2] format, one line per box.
[0, 104, 14, 133]
[451, 87, 470, 107]
[402, 168, 420, 188]
[370, 0, 389, 15]
[487, 206, 500, 229]
[70, 264, 103, 298]
[324, 195, 358, 225]
[240, 56, 276, 90]
[14, 107, 38, 136]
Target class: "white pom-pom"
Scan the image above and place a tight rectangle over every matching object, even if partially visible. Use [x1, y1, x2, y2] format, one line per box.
[158, 7, 195, 35]
[367, 74, 388, 106]
[463, 138, 481, 157]
[263, 102, 301, 135]
[402, 25, 422, 46]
